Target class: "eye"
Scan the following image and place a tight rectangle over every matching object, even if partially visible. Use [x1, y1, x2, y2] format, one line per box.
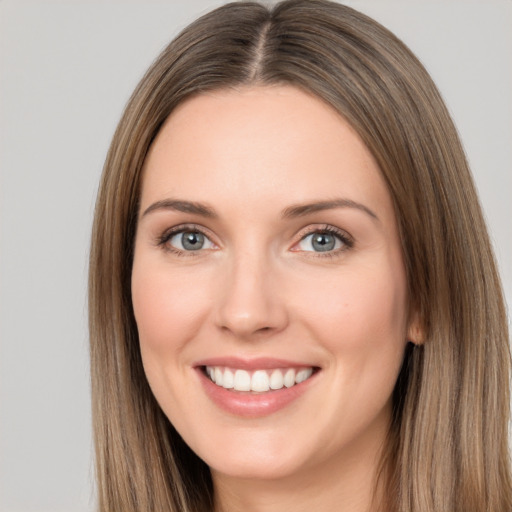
[295, 228, 352, 253]
[166, 230, 215, 252]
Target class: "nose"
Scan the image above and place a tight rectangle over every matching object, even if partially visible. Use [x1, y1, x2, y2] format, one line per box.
[214, 250, 289, 340]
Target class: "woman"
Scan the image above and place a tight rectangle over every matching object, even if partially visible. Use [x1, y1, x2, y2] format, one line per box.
[88, 1, 512, 510]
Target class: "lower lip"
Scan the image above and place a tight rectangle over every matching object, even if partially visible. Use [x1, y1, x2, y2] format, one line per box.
[196, 368, 318, 418]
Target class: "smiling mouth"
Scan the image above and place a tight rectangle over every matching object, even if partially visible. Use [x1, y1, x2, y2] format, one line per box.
[202, 366, 318, 393]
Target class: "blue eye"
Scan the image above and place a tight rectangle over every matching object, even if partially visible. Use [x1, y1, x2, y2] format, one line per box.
[167, 230, 215, 251]
[297, 231, 348, 253]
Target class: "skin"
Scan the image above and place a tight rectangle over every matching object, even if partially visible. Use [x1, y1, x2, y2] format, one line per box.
[131, 85, 419, 512]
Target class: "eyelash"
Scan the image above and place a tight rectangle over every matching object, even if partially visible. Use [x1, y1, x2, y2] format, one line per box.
[157, 223, 213, 257]
[295, 225, 354, 258]
[156, 223, 354, 258]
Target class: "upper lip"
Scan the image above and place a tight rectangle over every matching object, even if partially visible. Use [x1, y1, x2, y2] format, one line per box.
[194, 356, 318, 371]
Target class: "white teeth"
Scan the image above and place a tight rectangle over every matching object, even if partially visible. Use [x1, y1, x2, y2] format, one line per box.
[269, 369, 284, 390]
[251, 370, 270, 392]
[234, 369, 251, 391]
[296, 368, 313, 384]
[206, 366, 314, 392]
[284, 369, 295, 388]
[222, 368, 234, 389]
[214, 367, 223, 387]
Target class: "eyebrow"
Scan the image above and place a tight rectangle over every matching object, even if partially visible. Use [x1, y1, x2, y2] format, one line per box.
[141, 199, 217, 218]
[141, 197, 378, 221]
[282, 198, 379, 221]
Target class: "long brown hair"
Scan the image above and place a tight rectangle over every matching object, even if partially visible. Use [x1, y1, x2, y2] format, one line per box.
[89, 1, 512, 510]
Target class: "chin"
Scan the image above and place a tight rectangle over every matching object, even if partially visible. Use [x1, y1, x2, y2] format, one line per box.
[186, 422, 327, 483]
[208, 452, 308, 481]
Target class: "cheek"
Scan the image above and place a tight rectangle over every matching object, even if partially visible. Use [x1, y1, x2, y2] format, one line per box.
[130, 257, 215, 420]
[297, 258, 408, 361]
[131, 259, 212, 359]
[298, 260, 409, 434]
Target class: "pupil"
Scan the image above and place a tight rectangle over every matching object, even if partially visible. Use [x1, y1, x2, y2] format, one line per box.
[312, 233, 335, 252]
[182, 232, 204, 250]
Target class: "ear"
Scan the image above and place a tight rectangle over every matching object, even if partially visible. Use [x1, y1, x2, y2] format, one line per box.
[407, 310, 425, 345]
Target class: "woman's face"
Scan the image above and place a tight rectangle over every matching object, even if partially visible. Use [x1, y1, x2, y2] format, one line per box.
[132, 86, 416, 482]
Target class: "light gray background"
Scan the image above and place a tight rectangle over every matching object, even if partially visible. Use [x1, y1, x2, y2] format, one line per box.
[1, 1, 510, 511]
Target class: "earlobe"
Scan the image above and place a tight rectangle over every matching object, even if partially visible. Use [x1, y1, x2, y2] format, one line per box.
[407, 312, 425, 346]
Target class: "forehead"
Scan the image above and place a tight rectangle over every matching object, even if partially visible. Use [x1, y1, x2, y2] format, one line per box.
[140, 85, 394, 223]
